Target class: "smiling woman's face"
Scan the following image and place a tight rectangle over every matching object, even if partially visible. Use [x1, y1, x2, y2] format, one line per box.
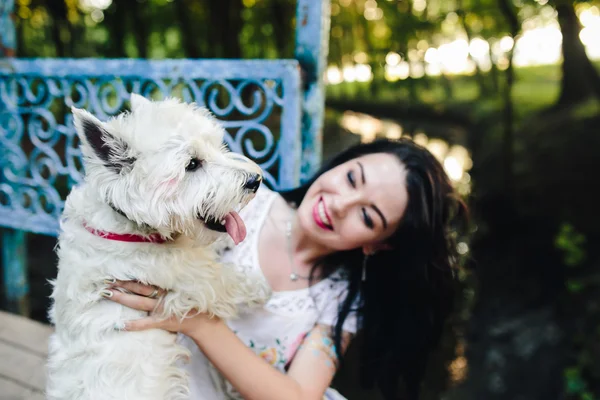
[296, 153, 409, 252]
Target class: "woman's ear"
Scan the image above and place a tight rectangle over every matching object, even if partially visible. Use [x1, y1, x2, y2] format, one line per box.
[362, 242, 393, 255]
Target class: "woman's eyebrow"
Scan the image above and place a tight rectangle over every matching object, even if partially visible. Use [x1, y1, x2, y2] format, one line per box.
[358, 161, 366, 184]
[371, 205, 388, 229]
[358, 161, 388, 229]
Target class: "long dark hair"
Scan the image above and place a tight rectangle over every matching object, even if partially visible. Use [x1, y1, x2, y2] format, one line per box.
[279, 138, 468, 399]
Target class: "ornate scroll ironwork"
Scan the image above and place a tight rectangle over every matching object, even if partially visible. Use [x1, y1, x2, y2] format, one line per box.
[0, 59, 301, 236]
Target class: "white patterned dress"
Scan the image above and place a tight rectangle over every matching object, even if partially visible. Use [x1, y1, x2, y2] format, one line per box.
[177, 186, 357, 400]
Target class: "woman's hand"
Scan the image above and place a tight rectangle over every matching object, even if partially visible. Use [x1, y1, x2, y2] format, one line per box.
[101, 280, 220, 336]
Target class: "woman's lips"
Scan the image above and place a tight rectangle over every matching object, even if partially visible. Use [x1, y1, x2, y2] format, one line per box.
[313, 197, 333, 231]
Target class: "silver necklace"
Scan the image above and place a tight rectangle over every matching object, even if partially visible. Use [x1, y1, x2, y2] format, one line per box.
[285, 218, 310, 282]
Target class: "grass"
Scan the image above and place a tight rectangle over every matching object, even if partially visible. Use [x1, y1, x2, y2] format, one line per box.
[326, 62, 600, 122]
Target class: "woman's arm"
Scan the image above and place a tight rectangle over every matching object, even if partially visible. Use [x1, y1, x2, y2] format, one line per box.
[105, 280, 352, 400]
[188, 320, 351, 400]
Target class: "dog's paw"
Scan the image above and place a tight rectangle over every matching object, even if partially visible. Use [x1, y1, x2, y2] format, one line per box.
[240, 280, 270, 309]
[227, 267, 271, 309]
[205, 300, 239, 320]
[157, 291, 204, 321]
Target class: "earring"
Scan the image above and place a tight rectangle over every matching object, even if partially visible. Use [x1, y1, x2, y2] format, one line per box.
[362, 254, 369, 282]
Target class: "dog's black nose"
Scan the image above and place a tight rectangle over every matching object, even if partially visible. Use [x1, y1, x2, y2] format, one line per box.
[244, 174, 262, 192]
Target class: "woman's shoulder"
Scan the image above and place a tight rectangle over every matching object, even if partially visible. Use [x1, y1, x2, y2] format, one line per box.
[321, 269, 353, 298]
[300, 269, 351, 307]
[314, 269, 361, 333]
[253, 184, 277, 205]
[239, 185, 278, 225]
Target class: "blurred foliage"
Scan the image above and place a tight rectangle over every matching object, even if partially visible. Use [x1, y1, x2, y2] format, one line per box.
[13, 0, 297, 59]
[565, 366, 594, 399]
[556, 223, 587, 270]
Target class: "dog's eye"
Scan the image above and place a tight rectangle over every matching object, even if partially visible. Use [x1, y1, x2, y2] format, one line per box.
[185, 158, 202, 172]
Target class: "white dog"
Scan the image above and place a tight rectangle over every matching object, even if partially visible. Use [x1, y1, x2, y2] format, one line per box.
[46, 94, 267, 400]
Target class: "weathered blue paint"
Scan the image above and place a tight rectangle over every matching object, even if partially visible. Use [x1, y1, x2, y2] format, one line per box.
[2, 228, 28, 313]
[0, 58, 302, 237]
[295, 0, 330, 182]
[0, 0, 27, 315]
[0, 0, 16, 57]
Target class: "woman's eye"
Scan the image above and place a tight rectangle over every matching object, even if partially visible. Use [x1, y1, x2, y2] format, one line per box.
[362, 208, 374, 229]
[185, 158, 202, 172]
[347, 170, 356, 188]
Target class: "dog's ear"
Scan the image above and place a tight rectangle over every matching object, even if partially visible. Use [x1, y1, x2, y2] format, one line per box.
[129, 93, 151, 112]
[71, 107, 135, 173]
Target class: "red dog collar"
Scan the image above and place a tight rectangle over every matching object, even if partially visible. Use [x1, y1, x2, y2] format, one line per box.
[83, 223, 168, 244]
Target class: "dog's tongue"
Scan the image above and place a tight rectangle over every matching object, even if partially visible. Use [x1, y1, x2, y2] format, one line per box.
[224, 211, 246, 245]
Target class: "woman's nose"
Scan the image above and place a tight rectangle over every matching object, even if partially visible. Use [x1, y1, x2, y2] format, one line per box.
[330, 193, 360, 218]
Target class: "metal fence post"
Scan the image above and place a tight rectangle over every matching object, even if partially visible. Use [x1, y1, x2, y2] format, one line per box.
[295, 0, 331, 182]
[0, 0, 16, 56]
[1, 0, 29, 316]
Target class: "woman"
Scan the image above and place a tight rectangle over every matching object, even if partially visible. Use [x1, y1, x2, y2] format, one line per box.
[102, 138, 468, 400]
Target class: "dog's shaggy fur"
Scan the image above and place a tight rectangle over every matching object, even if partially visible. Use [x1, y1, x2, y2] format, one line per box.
[46, 94, 267, 400]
